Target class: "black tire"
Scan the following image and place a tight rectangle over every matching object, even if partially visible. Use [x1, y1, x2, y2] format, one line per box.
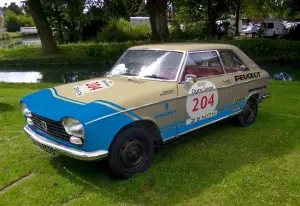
[235, 98, 258, 127]
[108, 127, 154, 179]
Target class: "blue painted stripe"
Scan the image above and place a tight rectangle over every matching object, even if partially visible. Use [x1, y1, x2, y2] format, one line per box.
[52, 88, 142, 120]
[96, 100, 142, 120]
[159, 101, 246, 131]
[52, 88, 86, 105]
[216, 100, 247, 111]
[160, 120, 185, 130]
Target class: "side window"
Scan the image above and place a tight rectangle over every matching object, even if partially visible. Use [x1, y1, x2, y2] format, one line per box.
[219, 50, 249, 73]
[267, 23, 274, 29]
[183, 51, 224, 79]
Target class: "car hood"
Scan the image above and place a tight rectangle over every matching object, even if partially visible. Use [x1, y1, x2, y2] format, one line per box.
[21, 76, 177, 123]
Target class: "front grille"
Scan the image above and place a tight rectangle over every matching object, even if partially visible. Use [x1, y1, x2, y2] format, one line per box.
[31, 113, 71, 142]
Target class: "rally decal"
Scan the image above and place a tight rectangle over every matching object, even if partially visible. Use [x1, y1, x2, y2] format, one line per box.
[73, 79, 114, 97]
[186, 81, 218, 125]
[248, 85, 266, 92]
[233, 96, 247, 103]
[234, 72, 260, 81]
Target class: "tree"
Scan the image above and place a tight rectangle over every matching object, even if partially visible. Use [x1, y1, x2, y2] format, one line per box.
[135, 0, 148, 16]
[7, 2, 23, 15]
[146, 0, 169, 41]
[235, 0, 241, 36]
[26, 0, 59, 54]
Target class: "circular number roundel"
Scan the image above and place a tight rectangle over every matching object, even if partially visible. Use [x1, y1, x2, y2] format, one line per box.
[186, 81, 218, 118]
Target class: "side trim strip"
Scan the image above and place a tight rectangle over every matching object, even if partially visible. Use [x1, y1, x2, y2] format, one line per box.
[95, 100, 142, 120]
[163, 110, 242, 142]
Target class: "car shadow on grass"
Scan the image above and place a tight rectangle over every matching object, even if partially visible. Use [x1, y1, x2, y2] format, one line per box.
[49, 111, 299, 205]
[0, 103, 15, 112]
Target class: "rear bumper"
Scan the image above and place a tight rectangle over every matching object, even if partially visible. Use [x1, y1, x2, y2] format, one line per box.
[258, 93, 270, 103]
[24, 125, 108, 161]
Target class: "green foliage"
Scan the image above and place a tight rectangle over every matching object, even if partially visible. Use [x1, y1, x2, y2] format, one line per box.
[135, 0, 148, 16]
[1, 40, 300, 66]
[4, 9, 35, 32]
[6, 2, 23, 15]
[97, 18, 150, 42]
[4, 10, 20, 32]
[0, 32, 23, 41]
[170, 22, 208, 41]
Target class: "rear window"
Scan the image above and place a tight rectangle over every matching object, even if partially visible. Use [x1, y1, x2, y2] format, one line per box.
[267, 23, 274, 29]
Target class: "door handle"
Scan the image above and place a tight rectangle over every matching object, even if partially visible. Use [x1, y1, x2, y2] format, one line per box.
[223, 79, 231, 83]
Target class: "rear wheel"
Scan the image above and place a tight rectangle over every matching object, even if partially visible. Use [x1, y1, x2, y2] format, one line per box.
[108, 127, 154, 179]
[235, 98, 258, 127]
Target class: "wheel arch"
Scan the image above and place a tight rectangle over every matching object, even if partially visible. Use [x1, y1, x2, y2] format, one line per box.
[248, 92, 260, 102]
[109, 119, 163, 151]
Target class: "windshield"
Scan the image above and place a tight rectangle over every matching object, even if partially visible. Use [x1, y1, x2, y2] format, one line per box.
[108, 50, 184, 80]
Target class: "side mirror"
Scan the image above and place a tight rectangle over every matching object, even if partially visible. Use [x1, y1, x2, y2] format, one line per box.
[183, 74, 197, 88]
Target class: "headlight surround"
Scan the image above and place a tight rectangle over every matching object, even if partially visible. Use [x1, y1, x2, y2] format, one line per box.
[62, 117, 84, 138]
[20, 102, 32, 117]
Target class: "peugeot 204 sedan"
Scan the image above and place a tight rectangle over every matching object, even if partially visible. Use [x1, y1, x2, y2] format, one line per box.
[21, 43, 270, 179]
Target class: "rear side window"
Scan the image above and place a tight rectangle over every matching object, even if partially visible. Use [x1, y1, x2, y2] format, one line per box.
[183, 51, 224, 79]
[219, 50, 249, 73]
[267, 23, 274, 29]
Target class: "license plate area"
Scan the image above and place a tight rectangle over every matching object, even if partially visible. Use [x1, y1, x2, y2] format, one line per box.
[32, 140, 56, 155]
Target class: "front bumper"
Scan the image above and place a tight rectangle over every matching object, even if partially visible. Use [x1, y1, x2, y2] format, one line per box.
[24, 125, 109, 161]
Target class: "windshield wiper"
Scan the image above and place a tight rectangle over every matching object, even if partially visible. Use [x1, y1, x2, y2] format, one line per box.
[143, 74, 169, 80]
[120, 72, 138, 76]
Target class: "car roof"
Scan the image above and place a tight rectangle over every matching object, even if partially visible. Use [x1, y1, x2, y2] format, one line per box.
[129, 43, 238, 52]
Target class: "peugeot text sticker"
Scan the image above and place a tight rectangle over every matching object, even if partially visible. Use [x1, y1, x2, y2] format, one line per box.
[186, 81, 218, 125]
[74, 79, 114, 97]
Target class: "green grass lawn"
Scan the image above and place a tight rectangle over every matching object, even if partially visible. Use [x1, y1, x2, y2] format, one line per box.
[0, 81, 300, 205]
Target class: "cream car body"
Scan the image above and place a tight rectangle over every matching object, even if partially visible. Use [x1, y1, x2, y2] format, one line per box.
[21, 43, 270, 178]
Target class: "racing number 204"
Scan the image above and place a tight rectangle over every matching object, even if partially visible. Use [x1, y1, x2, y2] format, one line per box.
[192, 94, 215, 112]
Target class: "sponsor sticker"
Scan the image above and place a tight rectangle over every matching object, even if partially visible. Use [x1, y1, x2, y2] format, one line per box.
[234, 96, 247, 103]
[234, 72, 260, 81]
[248, 85, 266, 93]
[155, 103, 176, 119]
[186, 81, 218, 125]
[160, 89, 175, 96]
[73, 79, 114, 97]
[232, 106, 242, 112]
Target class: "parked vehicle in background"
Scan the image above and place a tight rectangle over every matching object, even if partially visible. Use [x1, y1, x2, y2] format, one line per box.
[261, 20, 288, 38]
[283, 23, 300, 40]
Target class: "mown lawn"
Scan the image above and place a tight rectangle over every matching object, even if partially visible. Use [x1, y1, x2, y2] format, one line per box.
[0, 81, 300, 206]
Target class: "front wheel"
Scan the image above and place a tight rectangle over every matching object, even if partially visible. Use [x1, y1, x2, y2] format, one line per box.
[235, 98, 258, 127]
[108, 127, 154, 179]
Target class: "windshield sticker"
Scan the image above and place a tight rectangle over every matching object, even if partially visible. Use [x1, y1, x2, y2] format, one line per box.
[73, 79, 114, 97]
[186, 81, 218, 125]
[235, 72, 260, 81]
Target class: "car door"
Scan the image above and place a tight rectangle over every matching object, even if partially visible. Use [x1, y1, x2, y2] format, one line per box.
[266, 22, 274, 36]
[218, 49, 257, 108]
[176, 50, 235, 135]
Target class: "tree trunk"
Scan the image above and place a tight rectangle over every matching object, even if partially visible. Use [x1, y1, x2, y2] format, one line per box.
[207, 0, 214, 36]
[146, 0, 169, 42]
[235, 0, 241, 36]
[54, 2, 64, 44]
[27, 0, 59, 54]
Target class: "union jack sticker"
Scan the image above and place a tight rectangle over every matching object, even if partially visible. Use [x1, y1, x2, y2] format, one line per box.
[73, 79, 114, 97]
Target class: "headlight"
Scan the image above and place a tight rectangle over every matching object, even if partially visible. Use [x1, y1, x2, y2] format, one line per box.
[20, 102, 32, 117]
[62, 117, 84, 138]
